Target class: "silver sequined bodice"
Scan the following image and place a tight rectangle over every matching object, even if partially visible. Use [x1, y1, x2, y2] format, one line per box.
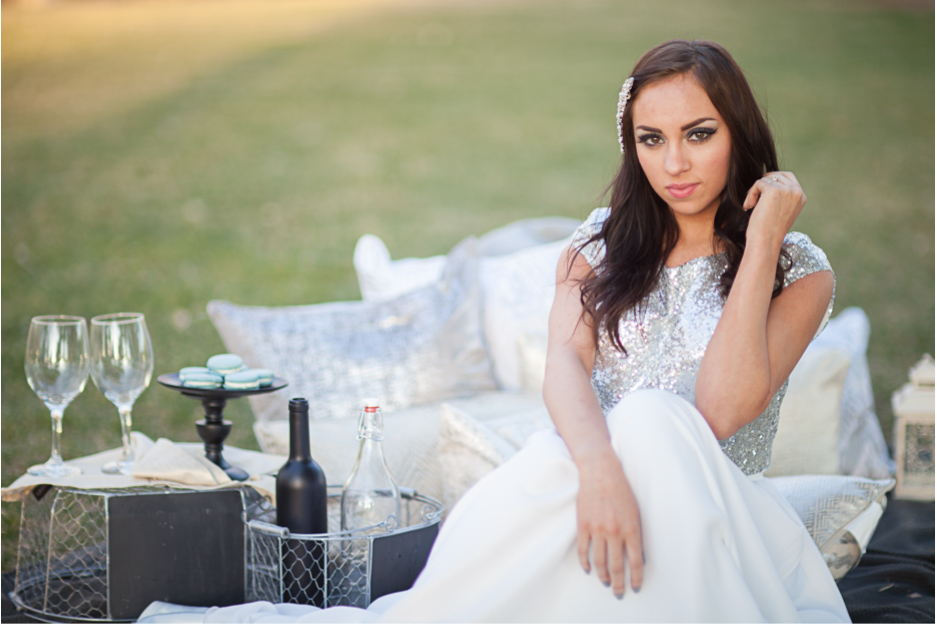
[571, 208, 834, 475]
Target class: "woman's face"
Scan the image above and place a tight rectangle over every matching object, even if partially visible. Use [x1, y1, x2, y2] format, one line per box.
[631, 73, 732, 223]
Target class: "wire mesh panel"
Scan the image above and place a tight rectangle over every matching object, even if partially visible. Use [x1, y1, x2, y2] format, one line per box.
[245, 488, 443, 608]
[14, 485, 110, 621]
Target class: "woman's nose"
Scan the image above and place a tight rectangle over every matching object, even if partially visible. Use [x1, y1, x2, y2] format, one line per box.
[664, 143, 690, 176]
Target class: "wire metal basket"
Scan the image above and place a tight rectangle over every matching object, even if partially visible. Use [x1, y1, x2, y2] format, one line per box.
[245, 486, 443, 608]
[12, 485, 263, 623]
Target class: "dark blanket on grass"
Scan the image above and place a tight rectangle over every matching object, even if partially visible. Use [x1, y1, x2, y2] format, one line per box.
[839, 497, 935, 623]
[3, 498, 933, 622]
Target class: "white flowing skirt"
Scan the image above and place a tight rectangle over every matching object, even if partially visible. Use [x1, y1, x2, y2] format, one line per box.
[182, 389, 850, 623]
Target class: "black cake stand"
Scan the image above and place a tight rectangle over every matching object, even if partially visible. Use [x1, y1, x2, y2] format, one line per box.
[158, 373, 288, 481]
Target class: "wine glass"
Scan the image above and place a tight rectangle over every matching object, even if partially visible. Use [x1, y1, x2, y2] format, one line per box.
[90, 312, 154, 475]
[25, 315, 90, 478]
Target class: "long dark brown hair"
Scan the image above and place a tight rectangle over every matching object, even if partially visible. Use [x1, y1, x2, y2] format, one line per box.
[578, 39, 790, 352]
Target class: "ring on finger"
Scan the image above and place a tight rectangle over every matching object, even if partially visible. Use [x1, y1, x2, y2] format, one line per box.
[770, 175, 780, 183]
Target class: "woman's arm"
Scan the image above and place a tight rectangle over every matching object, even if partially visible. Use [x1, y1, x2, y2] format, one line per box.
[695, 172, 834, 439]
[543, 246, 644, 597]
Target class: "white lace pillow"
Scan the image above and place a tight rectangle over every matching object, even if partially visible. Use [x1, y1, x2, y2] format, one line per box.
[207, 237, 497, 423]
[766, 348, 851, 476]
[254, 403, 444, 502]
[437, 393, 553, 510]
[769, 475, 895, 580]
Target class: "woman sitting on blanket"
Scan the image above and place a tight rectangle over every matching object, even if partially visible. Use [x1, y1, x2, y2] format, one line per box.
[375, 38, 849, 623]
[180, 38, 850, 623]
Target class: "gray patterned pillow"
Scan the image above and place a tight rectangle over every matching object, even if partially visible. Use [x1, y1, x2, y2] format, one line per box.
[207, 237, 497, 422]
[770, 474, 895, 580]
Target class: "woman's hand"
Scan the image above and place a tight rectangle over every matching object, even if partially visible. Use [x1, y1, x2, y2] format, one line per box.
[576, 449, 644, 598]
[742, 171, 807, 247]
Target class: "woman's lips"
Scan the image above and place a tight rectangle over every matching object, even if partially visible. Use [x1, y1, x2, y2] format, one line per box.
[666, 183, 699, 199]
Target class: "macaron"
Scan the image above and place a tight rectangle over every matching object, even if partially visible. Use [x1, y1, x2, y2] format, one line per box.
[207, 353, 244, 375]
[251, 369, 274, 387]
[179, 366, 212, 382]
[182, 372, 224, 389]
[224, 370, 260, 391]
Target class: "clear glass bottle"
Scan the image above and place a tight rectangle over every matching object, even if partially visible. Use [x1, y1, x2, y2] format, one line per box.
[340, 398, 402, 533]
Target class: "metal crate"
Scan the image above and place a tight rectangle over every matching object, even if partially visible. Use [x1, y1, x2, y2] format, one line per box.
[11, 485, 263, 623]
[245, 486, 443, 608]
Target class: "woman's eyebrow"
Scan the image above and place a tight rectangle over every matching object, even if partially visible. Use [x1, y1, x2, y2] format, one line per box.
[635, 117, 718, 134]
[681, 117, 716, 130]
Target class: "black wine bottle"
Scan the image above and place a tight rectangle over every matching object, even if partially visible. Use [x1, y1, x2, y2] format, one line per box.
[276, 397, 328, 606]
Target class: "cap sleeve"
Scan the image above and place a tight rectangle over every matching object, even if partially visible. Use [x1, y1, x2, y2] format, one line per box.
[782, 231, 835, 336]
[570, 207, 611, 270]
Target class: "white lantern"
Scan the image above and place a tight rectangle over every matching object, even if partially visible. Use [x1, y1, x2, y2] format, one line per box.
[890, 355, 935, 501]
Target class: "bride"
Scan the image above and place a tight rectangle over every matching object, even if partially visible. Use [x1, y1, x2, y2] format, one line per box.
[376, 38, 849, 623]
[159, 39, 851, 623]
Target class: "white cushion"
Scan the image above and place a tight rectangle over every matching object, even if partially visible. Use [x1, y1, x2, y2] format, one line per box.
[516, 332, 549, 393]
[766, 348, 852, 477]
[353, 234, 447, 303]
[353, 217, 580, 303]
[479, 239, 568, 391]
[437, 393, 552, 510]
[809, 307, 894, 478]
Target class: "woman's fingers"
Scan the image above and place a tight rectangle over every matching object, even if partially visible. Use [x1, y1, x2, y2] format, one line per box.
[744, 171, 805, 211]
[592, 535, 610, 586]
[607, 536, 627, 598]
[578, 529, 591, 574]
[742, 183, 762, 211]
[625, 532, 644, 592]
[580, 527, 643, 597]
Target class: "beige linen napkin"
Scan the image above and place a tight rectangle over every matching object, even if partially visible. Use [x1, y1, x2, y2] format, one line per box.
[131, 437, 232, 486]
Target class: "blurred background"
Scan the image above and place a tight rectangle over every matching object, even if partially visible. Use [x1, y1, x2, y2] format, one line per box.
[2, 0, 933, 571]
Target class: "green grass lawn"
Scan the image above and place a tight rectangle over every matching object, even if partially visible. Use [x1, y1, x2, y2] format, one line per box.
[2, 0, 933, 572]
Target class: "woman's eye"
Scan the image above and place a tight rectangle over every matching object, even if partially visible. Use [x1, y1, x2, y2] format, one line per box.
[637, 134, 663, 146]
[688, 128, 716, 142]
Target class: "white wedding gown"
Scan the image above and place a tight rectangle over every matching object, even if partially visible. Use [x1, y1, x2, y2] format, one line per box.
[141, 210, 850, 623]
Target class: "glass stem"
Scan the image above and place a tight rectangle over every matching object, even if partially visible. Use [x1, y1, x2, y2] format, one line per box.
[49, 408, 65, 466]
[119, 406, 135, 463]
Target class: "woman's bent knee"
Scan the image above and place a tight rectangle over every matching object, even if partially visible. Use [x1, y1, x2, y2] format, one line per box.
[606, 389, 707, 445]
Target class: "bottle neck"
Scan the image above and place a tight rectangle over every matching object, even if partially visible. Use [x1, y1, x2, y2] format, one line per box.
[289, 406, 311, 460]
[358, 407, 384, 441]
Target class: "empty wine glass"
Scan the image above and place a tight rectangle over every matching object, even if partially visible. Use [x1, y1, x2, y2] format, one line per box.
[25, 315, 90, 478]
[90, 312, 154, 475]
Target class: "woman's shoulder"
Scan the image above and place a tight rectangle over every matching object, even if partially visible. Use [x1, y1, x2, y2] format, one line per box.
[781, 232, 835, 336]
[781, 231, 833, 289]
[569, 207, 611, 269]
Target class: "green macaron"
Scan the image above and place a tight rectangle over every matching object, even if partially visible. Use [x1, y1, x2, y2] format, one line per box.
[182, 372, 224, 389]
[251, 369, 274, 387]
[224, 370, 260, 390]
[179, 366, 212, 382]
[207, 353, 244, 375]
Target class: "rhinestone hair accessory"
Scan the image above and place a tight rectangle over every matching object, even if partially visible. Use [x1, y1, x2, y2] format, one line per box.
[617, 76, 635, 153]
